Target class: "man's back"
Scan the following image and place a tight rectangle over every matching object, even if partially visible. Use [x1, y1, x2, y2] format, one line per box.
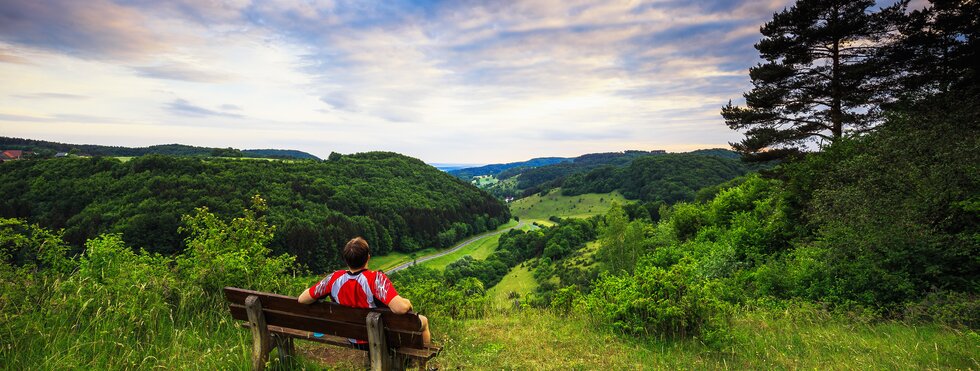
[309, 269, 398, 308]
[297, 236, 431, 345]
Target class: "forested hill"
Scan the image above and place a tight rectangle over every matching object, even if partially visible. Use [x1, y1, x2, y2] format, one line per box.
[0, 152, 509, 271]
[448, 156, 572, 179]
[478, 148, 761, 202]
[0, 136, 320, 160]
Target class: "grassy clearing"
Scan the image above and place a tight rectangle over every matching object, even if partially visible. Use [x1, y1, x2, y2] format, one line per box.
[511, 188, 627, 223]
[487, 260, 539, 309]
[370, 219, 518, 272]
[420, 233, 503, 271]
[471, 175, 499, 188]
[371, 248, 437, 272]
[427, 309, 980, 370]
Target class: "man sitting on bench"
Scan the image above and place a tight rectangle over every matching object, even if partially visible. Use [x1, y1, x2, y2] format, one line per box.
[297, 236, 432, 345]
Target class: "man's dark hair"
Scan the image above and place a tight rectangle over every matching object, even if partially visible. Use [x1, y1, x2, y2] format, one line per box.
[342, 237, 370, 269]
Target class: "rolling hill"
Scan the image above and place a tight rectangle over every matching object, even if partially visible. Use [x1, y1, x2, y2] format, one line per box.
[0, 136, 321, 160]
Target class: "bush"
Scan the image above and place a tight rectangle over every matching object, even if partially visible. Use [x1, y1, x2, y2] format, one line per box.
[391, 265, 489, 319]
[580, 259, 732, 345]
[903, 291, 980, 328]
[176, 195, 295, 294]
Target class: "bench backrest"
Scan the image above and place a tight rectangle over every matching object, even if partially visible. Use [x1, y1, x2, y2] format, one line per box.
[224, 287, 425, 349]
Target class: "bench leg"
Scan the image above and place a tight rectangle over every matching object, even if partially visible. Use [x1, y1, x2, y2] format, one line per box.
[272, 333, 294, 367]
[245, 295, 272, 371]
[366, 312, 392, 371]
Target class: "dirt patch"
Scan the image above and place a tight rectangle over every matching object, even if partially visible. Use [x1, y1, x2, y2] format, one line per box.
[297, 344, 367, 369]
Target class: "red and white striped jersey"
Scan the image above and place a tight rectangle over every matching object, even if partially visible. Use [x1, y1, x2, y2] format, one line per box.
[307, 269, 399, 308]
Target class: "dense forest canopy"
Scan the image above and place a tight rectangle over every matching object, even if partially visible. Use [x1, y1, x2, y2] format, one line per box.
[0, 136, 321, 160]
[482, 149, 763, 203]
[0, 152, 509, 271]
[562, 153, 756, 203]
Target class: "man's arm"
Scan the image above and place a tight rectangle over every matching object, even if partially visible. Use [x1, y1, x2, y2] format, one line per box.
[387, 295, 412, 314]
[298, 289, 315, 304]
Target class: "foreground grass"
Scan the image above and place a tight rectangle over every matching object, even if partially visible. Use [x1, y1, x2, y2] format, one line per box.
[5, 286, 976, 370]
[429, 309, 979, 370]
[511, 188, 627, 222]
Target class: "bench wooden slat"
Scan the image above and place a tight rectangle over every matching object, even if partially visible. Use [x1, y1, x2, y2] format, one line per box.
[267, 325, 354, 348]
[224, 287, 422, 332]
[394, 346, 440, 359]
[246, 323, 441, 360]
[229, 304, 424, 349]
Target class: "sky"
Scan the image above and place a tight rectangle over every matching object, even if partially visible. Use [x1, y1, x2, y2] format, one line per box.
[0, 0, 799, 164]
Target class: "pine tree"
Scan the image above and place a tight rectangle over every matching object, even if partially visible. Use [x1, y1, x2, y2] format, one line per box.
[722, 0, 905, 161]
[888, 0, 979, 100]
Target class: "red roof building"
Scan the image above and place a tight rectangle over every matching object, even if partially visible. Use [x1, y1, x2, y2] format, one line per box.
[1, 150, 24, 161]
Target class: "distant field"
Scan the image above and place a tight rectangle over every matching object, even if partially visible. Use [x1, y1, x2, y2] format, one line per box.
[420, 233, 503, 271]
[510, 188, 627, 224]
[372, 248, 437, 272]
[471, 175, 499, 188]
[488, 260, 539, 308]
[373, 219, 518, 272]
[111, 156, 296, 163]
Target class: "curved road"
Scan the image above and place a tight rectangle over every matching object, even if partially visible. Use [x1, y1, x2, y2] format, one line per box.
[387, 221, 525, 274]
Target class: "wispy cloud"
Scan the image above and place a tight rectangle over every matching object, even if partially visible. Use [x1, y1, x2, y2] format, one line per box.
[165, 99, 243, 118]
[133, 63, 233, 83]
[13, 92, 88, 100]
[0, 0, 174, 60]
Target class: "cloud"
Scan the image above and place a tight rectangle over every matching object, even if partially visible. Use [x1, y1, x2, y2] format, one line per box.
[132, 63, 233, 83]
[165, 99, 243, 118]
[0, 52, 28, 64]
[13, 92, 88, 100]
[0, 112, 124, 124]
[0, 0, 173, 60]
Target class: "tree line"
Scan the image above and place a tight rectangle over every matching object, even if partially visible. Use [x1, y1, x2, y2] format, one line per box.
[0, 136, 320, 160]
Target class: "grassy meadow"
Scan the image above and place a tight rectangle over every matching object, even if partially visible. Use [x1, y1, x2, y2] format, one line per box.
[487, 260, 539, 309]
[371, 219, 518, 272]
[420, 233, 503, 271]
[510, 188, 627, 225]
[471, 175, 499, 188]
[371, 248, 438, 272]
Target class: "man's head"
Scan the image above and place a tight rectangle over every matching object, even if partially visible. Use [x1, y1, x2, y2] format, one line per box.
[342, 237, 370, 269]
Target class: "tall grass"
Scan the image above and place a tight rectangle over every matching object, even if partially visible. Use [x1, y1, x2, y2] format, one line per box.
[432, 306, 980, 370]
[0, 201, 308, 369]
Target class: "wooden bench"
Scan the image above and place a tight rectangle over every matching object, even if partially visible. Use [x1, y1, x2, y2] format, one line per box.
[224, 287, 441, 370]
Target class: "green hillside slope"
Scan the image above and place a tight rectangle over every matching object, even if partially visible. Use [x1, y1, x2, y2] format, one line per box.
[510, 188, 626, 224]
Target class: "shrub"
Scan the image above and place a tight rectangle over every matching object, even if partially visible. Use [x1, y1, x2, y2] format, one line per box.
[580, 259, 731, 345]
[391, 265, 489, 319]
[176, 195, 295, 294]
